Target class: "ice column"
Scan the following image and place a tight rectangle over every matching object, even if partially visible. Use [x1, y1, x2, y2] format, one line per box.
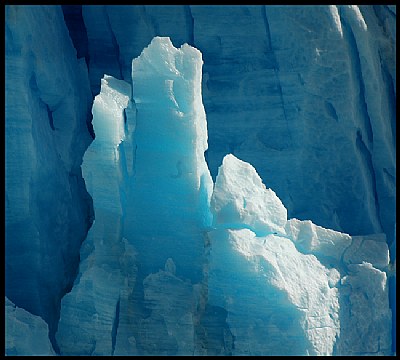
[126, 36, 213, 282]
[57, 37, 214, 355]
[56, 76, 137, 355]
[111, 37, 215, 355]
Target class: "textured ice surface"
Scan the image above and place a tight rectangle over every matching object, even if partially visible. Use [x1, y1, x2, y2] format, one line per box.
[208, 229, 340, 355]
[140, 265, 199, 355]
[285, 218, 352, 264]
[5, 297, 55, 356]
[343, 233, 390, 269]
[337, 262, 392, 355]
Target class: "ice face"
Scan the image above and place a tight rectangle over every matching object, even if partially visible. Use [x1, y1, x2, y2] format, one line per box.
[5, 5, 94, 349]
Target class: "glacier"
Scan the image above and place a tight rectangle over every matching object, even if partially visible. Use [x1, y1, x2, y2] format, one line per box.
[75, 5, 396, 249]
[5, 4, 396, 356]
[58, 36, 394, 356]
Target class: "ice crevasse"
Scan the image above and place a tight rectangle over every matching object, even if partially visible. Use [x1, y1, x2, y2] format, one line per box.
[53, 37, 392, 356]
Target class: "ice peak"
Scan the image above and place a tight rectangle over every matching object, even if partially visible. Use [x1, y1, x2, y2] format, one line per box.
[93, 75, 130, 147]
[211, 153, 287, 236]
[132, 36, 203, 81]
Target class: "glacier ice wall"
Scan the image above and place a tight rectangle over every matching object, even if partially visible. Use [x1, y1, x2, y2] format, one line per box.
[77, 5, 396, 249]
[70, 7, 395, 351]
[5, 5, 94, 349]
[5, 4, 396, 356]
[54, 36, 391, 356]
